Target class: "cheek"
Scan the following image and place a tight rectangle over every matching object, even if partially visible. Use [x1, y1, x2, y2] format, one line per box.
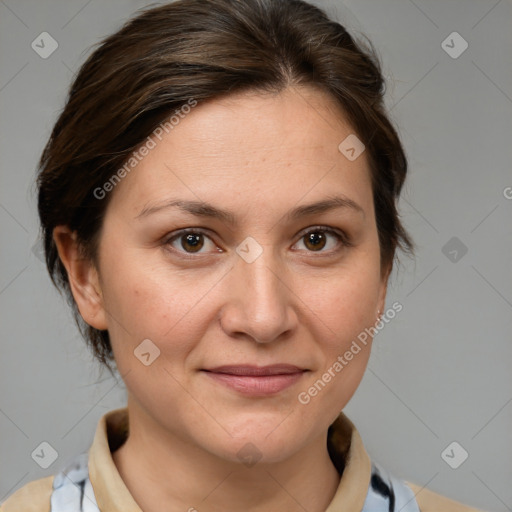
[309, 264, 382, 342]
[300, 260, 381, 407]
[300, 274, 377, 413]
[99, 251, 221, 363]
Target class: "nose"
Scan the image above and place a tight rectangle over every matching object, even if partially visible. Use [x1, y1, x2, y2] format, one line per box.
[219, 245, 298, 344]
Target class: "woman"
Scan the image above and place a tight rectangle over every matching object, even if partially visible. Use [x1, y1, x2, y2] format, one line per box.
[1, 0, 485, 510]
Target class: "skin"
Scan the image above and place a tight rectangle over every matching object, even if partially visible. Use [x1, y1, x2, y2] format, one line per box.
[54, 85, 390, 512]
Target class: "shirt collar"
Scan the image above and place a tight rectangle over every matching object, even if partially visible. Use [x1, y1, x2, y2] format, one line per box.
[88, 407, 371, 512]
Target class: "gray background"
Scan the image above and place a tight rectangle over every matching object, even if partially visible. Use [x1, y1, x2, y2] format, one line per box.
[1, 0, 511, 510]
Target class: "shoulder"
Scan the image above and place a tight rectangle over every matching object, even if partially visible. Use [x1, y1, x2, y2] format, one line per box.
[406, 480, 487, 512]
[0, 475, 54, 512]
[363, 462, 486, 512]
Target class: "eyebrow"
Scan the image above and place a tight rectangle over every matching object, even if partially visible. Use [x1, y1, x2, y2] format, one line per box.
[135, 195, 365, 224]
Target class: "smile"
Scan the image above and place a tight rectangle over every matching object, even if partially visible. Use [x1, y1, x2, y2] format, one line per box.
[201, 365, 308, 396]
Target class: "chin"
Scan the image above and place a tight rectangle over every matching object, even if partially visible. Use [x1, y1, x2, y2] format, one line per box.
[203, 411, 309, 465]
[210, 433, 302, 467]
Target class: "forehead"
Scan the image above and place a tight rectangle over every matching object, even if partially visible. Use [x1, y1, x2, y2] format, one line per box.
[108, 85, 373, 219]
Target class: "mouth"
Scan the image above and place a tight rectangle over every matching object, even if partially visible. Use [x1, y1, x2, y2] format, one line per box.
[201, 364, 308, 395]
[203, 364, 306, 376]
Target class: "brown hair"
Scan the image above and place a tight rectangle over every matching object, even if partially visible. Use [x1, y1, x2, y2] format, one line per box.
[37, 0, 414, 372]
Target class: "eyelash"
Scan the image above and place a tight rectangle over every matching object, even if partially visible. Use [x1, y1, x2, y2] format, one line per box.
[163, 226, 352, 260]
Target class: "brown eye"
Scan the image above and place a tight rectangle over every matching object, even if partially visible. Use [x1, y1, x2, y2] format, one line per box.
[303, 231, 327, 251]
[180, 233, 204, 253]
[165, 229, 218, 255]
[292, 227, 349, 254]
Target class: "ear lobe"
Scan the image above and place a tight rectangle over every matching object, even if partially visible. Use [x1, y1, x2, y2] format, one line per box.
[52, 225, 108, 331]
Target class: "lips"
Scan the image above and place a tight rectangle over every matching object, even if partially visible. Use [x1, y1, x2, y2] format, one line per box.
[203, 364, 305, 376]
[201, 364, 307, 395]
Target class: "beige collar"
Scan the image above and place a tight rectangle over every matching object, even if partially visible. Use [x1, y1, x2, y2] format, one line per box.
[88, 407, 372, 511]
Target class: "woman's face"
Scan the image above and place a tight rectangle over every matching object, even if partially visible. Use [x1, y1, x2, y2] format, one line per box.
[86, 86, 388, 463]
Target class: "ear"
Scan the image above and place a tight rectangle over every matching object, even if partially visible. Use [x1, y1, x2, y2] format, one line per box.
[53, 226, 108, 331]
[376, 261, 392, 317]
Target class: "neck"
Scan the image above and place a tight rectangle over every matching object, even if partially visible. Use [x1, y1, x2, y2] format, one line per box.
[112, 402, 342, 512]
